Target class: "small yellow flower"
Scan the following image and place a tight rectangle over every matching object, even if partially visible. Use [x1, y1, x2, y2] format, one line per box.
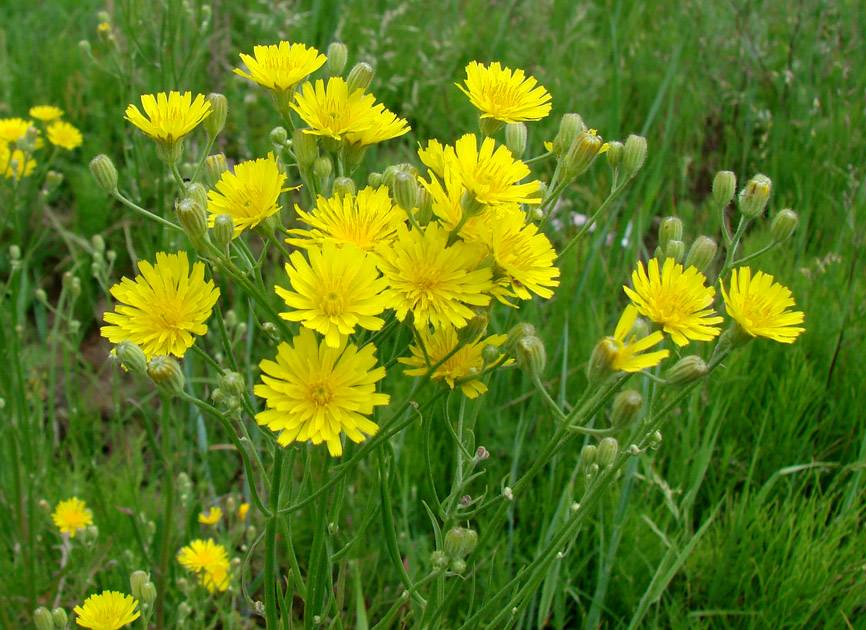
[198, 506, 223, 525]
[234, 41, 327, 93]
[450, 134, 541, 207]
[29, 105, 64, 121]
[291, 78, 380, 141]
[606, 305, 670, 372]
[51, 497, 93, 538]
[343, 105, 410, 148]
[721, 267, 805, 343]
[73, 591, 140, 630]
[456, 61, 552, 123]
[0, 117, 33, 143]
[177, 538, 231, 593]
[0, 144, 37, 179]
[47, 121, 83, 150]
[124, 92, 211, 157]
[238, 503, 250, 522]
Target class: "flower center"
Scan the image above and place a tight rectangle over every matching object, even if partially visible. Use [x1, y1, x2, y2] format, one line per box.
[319, 291, 344, 316]
[309, 382, 332, 406]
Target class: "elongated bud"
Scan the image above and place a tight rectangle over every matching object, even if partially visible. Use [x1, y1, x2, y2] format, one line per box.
[327, 42, 348, 76]
[270, 126, 288, 146]
[293, 129, 319, 168]
[313, 156, 333, 180]
[563, 130, 602, 178]
[665, 355, 708, 385]
[147, 356, 185, 394]
[579, 444, 598, 472]
[204, 93, 227, 137]
[457, 307, 488, 344]
[140, 582, 157, 605]
[685, 236, 717, 273]
[552, 113, 585, 156]
[622, 134, 648, 175]
[218, 371, 245, 397]
[416, 187, 433, 226]
[771, 209, 798, 241]
[393, 171, 418, 211]
[658, 217, 683, 253]
[504, 322, 537, 356]
[444, 526, 478, 558]
[347, 62, 374, 93]
[712, 170, 736, 208]
[611, 390, 643, 428]
[515, 335, 546, 378]
[505, 122, 527, 158]
[212, 213, 235, 246]
[52, 607, 68, 629]
[176, 198, 208, 240]
[9, 245, 21, 261]
[89, 154, 118, 193]
[738, 174, 772, 219]
[665, 239, 685, 263]
[368, 172, 383, 188]
[204, 153, 228, 188]
[606, 140, 624, 169]
[184, 182, 209, 210]
[34, 607, 54, 630]
[481, 344, 500, 364]
[333, 176, 356, 197]
[130, 570, 149, 600]
[115, 340, 148, 375]
[597, 437, 619, 467]
[44, 170, 64, 192]
[587, 337, 618, 384]
[382, 163, 417, 191]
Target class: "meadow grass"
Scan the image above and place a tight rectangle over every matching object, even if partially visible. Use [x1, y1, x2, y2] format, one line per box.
[1, 0, 864, 628]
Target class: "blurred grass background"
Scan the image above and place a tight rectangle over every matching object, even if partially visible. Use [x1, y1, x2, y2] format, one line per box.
[1, 0, 864, 627]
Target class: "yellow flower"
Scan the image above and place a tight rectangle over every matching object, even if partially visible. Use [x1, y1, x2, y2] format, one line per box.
[29, 105, 64, 121]
[376, 222, 495, 330]
[606, 305, 670, 372]
[198, 506, 223, 525]
[124, 92, 211, 156]
[0, 117, 33, 143]
[291, 78, 380, 141]
[238, 503, 250, 521]
[417, 138, 450, 180]
[450, 134, 541, 207]
[254, 328, 390, 457]
[51, 497, 93, 538]
[177, 539, 231, 593]
[0, 144, 36, 178]
[721, 267, 805, 343]
[73, 591, 140, 630]
[206, 153, 296, 238]
[286, 186, 406, 251]
[399, 326, 510, 398]
[47, 121, 83, 150]
[234, 41, 326, 93]
[343, 105, 410, 148]
[101, 251, 220, 360]
[456, 61, 552, 123]
[276, 241, 389, 348]
[624, 258, 723, 347]
[200, 565, 230, 593]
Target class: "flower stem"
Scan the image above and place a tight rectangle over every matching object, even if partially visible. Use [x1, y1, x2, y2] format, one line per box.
[264, 447, 285, 630]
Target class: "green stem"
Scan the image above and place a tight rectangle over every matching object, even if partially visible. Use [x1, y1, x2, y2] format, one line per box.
[264, 447, 286, 630]
[112, 191, 183, 232]
[555, 178, 630, 262]
[155, 395, 175, 630]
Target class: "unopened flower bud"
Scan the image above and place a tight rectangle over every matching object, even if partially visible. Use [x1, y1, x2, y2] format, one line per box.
[185, 182, 209, 210]
[45, 170, 64, 192]
[35, 288, 48, 303]
[178, 602, 192, 621]
[333, 176, 356, 197]
[665, 355, 708, 386]
[475, 446, 490, 461]
[140, 582, 157, 605]
[115, 340, 148, 375]
[9, 245, 21, 261]
[85, 525, 98, 540]
[606, 140, 624, 169]
[563, 130, 603, 178]
[130, 570, 149, 599]
[479, 116, 504, 137]
[515, 336, 546, 378]
[658, 217, 683, 252]
[738, 174, 772, 219]
[212, 213, 235, 246]
[457, 307, 488, 343]
[89, 154, 118, 193]
[176, 198, 208, 240]
[665, 239, 685, 263]
[712, 170, 736, 208]
[431, 550, 449, 571]
[52, 607, 68, 629]
[460, 190, 485, 218]
[579, 444, 597, 472]
[368, 172, 383, 188]
[552, 113, 586, 156]
[771, 209, 798, 242]
[622, 134, 648, 175]
[34, 607, 54, 630]
[393, 171, 418, 211]
[597, 437, 619, 467]
[327, 42, 348, 76]
[204, 93, 227, 137]
[610, 390, 642, 428]
[504, 322, 537, 356]
[270, 126, 288, 146]
[382, 163, 417, 191]
[313, 156, 333, 180]
[450, 558, 467, 574]
[91, 234, 106, 253]
[204, 153, 228, 188]
[416, 187, 433, 226]
[147, 356, 185, 394]
[293, 129, 319, 168]
[685, 236, 717, 273]
[218, 371, 245, 397]
[587, 337, 618, 384]
[505, 122, 528, 159]
[481, 343, 500, 365]
[444, 526, 478, 558]
[346, 62, 374, 94]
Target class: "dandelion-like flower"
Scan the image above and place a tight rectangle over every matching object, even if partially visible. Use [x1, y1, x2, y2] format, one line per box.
[124, 92, 211, 159]
[291, 78, 380, 141]
[286, 186, 406, 251]
[0, 117, 33, 143]
[234, 41, 326, 93]
[51, 497, 93, 538]
[47, 121, 83, 150]
[73, 591, 140, 630]
[343, 105, 410, 148]
[29, 105, 64, 121]
[450, 134, 540, 207]
[238, 503, 250, 521]
[254, 328, 390, 456]
[606, 305, 670, 372]
[198, 506, 222, 525]
[101, 251, 220, 359]
[721, 267, 805, 343]
[0, 144, 36, 178]
[377, 222, 495, 330]
[177, 538, 230, 593]
[399, 326, 509, 398]
[276, 241, 389, 348]
[624, 258, 723, 347]
[206, 153, 295, 238]
[456, 61, 552, 123]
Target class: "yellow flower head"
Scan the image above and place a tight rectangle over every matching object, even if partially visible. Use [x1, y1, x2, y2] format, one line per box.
[276, 241, 389, 348]
[198, 506, 223, 525]
[234, 41, 326, 93]
[101, 251, 220, 360]
[450, 134, 541, 207]
[291, 78, 380, 141]
[456, 61, 552, 123]
[721, 267, 805, 343]
[286, 186, 406, 251]
[254, 328, 390, 457]
[47, 121, 83, 150]
[606, 305, 670, 372]
[124, 91, 211, 149]
[0, 117, 33, 143]
[418, 138, 450, 180]
[29, 105, 64, 121]
[343, 105, 410, 148]
[377, 222, 495, 330]
[51, 497, 93, 538]
[206, 153, 295, 238]
[0, 144, 36, 179]
[238, 503, 250, 521]
[624, 258, 723, 347]
[73, 591, 140, 630]
[399, 326, 510, 398]
[177, 538, 231, 593]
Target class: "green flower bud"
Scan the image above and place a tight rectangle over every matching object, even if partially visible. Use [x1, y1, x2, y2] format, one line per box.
[176, 198, 208, 240]
[515, 335, 546, 378]
[115, 340, 148, 375]
[597, 437, 619, 467]
[505, 122, 528, 158]
[313, 156, 333, 180]
[587, 337, 618, 385]
[665, 239, 685, 263]
[665, 355, 708, 386]
[333, 176, 356, 198]
[738, 174, 772, 219]
[270, 126, 288, 146]
[293, 129, 319, 168]
[184, 182, 209, 210]
[78, 40, 92, 57]
[382, 163, 417, 192]
[34, 607, 54, 630]
[450, 558, 467, 575]
[9, 245, 21, 261]
[177, 602, 192, 621]
[204, 93, 227, 137]
[141, 582, 157, 605]
[444, 526, 478, 559]
[552, 113, 586, 156]
[218, 371, 245, 397]
[622, 134, 648, 175]
[204, 153, 228, 188]
[147, 356, 186, 394]
[416, 187, 433, 226]
[346, 62, 375, 94]
[368, 172, 383, 188]
[712, 170, 736, 208]
[771, 209, 798, 242]
[212, 213, 235, 246]
[393, 171, 418, 211]
[431, 550, 449, 571]
[479, 115, 505, 137]
[89, 154, 118, 194]
[481, 344, 501, 365]
[658, 217, 683, 253]
[610, 390, 643, 428]
[327, 42, 348, 76]
[460, 190, 485, 218]
[606, 140, 624, 169]
[130, 570, 150, 599]
[579, 444, 598, 472]
[504, 322, 537, 356]
[563, 130, 603, 179]
[91, 234, 106, 253]
[685, 235, 717, 273]
[44, 170, 64, 192]
[457, 307, 488, 344]
[35, 288, 48, 303]
[51, 607, 68, 629]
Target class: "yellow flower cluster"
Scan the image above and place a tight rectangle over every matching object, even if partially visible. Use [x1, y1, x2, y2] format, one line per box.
[0, 106, 82, 178]
[177, 538, 231, 592]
